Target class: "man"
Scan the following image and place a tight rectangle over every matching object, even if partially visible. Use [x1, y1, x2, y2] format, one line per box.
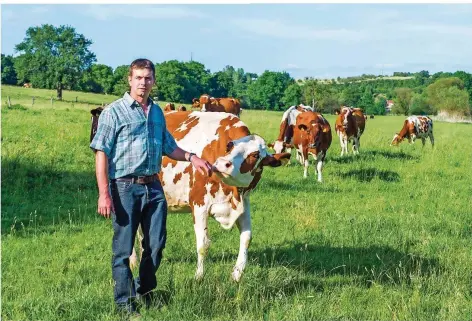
[90, 58, 212, 315]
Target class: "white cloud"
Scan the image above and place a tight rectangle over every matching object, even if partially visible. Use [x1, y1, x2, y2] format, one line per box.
[83, 5, 207, 21]
[229, 18, 367, 42]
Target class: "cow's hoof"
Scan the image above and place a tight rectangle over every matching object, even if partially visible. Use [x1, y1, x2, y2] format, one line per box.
[231, 268, 243, 282]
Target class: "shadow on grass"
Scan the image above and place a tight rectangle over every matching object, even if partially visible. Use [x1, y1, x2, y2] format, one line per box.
[250, 243, 440, 287]
[330, 149, 418, 164]
[258, 177, 343, 193]
[1, 157, 97, 234]
[336, 168, 400, 182]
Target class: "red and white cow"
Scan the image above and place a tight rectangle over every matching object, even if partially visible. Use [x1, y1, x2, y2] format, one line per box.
[269, 104, 314, 156]
[335, 107, 366, 156]
[160, 111, 290, 281]
[192, 94, 242, 116]
[164, 103, 175, 111]
[291, 111, 332, 181]
[391, 116, 434, 147]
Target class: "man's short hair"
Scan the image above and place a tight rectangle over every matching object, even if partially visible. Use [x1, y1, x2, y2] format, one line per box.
[129, 58, 155, 79]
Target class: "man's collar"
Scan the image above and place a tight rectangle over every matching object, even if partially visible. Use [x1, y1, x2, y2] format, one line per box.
[123, 92, 154, 108]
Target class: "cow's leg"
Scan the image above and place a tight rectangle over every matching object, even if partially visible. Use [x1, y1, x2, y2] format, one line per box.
[316, 152, 325, 182]
[421, 137, 426, 146]
[303, 150, 309, 178]
[410, 134, 416, 144]
[232, 198, 252, 282]
[193, 206, 210, 280]
[430, 133, 435, 147]
[339, 134, 347, 156]
[352, 137, 359, 154]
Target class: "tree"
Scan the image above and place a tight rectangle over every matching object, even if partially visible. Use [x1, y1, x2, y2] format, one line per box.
[79, 64, 114, 94]
[359, 86, 375, 114]
[246, 71, 293, 110]
[282, 83, 302, 107]
[373, 97, 387, 115]
[14, 24, 96, 100]
[392, 88, 413, 115]
[409, 93, 432, 115]
[1, 54, 18, 85]
[112, 65, 130, 96]
[426, 78, 470, 115]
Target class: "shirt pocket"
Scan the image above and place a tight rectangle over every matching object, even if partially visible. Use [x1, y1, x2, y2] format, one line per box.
[117, 120, 146, 143]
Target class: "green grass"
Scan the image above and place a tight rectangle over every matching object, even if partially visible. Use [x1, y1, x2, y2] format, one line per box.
[2, 86, 472, 320]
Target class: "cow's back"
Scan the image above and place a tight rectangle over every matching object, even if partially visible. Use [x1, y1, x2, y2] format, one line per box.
[218, 98, 241, 116]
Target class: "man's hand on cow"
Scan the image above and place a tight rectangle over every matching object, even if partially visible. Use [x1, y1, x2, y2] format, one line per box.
[191, 156, 213, 177]
[98, 193, 114, 219]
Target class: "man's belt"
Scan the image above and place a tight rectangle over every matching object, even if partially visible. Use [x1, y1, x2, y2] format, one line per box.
[114, 174, 159, 185]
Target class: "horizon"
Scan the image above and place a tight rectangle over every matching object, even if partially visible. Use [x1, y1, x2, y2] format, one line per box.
[2, 4, 472, 79]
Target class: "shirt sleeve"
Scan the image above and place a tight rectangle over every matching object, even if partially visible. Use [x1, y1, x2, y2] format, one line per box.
[89, 109, 116, 157]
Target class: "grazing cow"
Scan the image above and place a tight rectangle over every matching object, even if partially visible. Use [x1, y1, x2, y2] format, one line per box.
[23, 83, 32, 88]
[164, 103, 175, 111]
[90, 107, 104, 143]
[335, 107, 366, 156]
[268, 104, 314, 155]
[291, 111, 332, 181]
[178, 105, 187, 111]
[192, 94, 242, 116]
[89, 110, 291, 282]
[370, 115, 375, 119]
[391, 116, 434, 147]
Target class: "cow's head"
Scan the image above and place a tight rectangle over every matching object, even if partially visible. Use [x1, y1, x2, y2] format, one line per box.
[178, 105, 187, 111]
[192, 98, 200, 109]
[340, 107, 352, 127]
[198, 94, 218, 112]
[268, 140, 292, 154]
[164, 103, 175, 111]
[390, 133, 403, 146]
[90, 107, 104, 143]
[296, 112, 329, 155]
[212, 135, 291, 187]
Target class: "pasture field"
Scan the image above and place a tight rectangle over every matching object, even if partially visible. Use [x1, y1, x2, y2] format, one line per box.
[2, 86, 472, 320]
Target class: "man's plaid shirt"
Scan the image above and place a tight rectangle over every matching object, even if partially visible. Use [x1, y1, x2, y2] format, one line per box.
[90, 92, 178, 179]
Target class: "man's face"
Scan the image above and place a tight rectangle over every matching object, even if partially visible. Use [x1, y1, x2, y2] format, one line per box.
[128, 68, 154, 98]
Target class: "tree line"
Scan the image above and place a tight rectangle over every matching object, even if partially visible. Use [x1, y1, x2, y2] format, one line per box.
[1, 24, 471, 116]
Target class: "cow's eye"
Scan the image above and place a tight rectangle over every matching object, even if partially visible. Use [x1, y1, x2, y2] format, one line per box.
[226, 141, 234, 152]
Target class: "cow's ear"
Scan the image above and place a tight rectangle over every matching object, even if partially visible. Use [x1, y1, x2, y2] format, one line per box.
[262, 153, 291, 167]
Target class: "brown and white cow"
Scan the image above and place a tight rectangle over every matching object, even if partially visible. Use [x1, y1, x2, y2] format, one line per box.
[164, 103, 175, 111]
[23, 82, 32, 88]
[268, 104, 314, 156]
[291, 111, 332, 181]
[335, 107, 366, 156]
[89, 110, 290, 282]
[391, 116, 434, 147]
[192, 94, 242, 116]
[90, 106, 104, 143]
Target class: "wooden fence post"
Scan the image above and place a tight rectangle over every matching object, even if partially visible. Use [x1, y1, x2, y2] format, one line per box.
[32, 96, 35, 107]
[76, 96, 78, 103]
[8, 96, 12, 107]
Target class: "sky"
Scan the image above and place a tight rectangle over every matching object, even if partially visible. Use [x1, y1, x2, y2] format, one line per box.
[2, 3, 472, 79]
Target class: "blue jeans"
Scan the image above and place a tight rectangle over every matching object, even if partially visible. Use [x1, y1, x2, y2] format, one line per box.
[110, 179, 167, 308]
